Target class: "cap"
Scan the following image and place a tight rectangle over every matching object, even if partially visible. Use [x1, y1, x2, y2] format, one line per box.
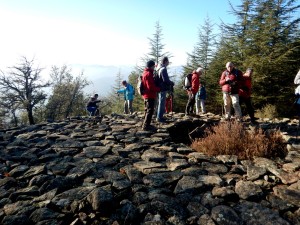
[147, 60, 155, 68]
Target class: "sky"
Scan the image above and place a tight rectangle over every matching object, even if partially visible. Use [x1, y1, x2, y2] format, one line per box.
[0, 0, 241, 94]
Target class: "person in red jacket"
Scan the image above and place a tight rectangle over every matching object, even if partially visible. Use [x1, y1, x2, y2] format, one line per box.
[185, 67, 203, 115]
[219, 62, 243, 121]
[142, 60, 161, 131]
[239, 68, 258, 124]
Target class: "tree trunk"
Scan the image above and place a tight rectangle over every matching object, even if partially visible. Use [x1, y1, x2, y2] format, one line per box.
[27, 107, 35, 125]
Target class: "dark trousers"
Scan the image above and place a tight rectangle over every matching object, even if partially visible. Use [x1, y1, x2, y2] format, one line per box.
[239, 97, 255, 120]
[185, 93, 196, 114]
[143, 98, 155, 128]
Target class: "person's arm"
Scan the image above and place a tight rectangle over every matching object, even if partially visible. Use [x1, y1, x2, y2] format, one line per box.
[294, 70, 300, 84]
[219, 72, 227, 86]
[117, 89, 125, 94]
[160, 68, 174, 85]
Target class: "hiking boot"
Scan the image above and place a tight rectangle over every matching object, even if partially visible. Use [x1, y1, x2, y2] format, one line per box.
[142, 125, 156, 131]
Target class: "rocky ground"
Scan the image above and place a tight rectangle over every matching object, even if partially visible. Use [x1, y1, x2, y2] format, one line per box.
[0, 112, 299, 225]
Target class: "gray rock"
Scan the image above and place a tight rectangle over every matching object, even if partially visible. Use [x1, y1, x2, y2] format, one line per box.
[267, 167, 299, 184]
[235, 180, 263, 200]
[39, 176, 78, 194]
[197, 214, 216, 225]
[133, 161, 166, 174]
[9, 186, 39, 201]
[198, 175, 223, 186]
[266, 194, 295, 211]
[0, 177, 17, 189]
[211, 205, 242, 225]
[29, 208, 63, 223]
[22, 165, 47, 179]
[86, 185, 114, 212]
[246, 165, 267, 181]
[82, 146, 111, 158]
[234, 201, 290, 225]
[174, 176, 204, 195]
[202, 162, 228, 174]
[216, 155, 238, 165]
[143, 171, 182, 188]
[166, 158, 189, 171]
[141, 149, 166, 162]
[122, 165, 143, 184]
[1, 214, 31, 225]
[8, 165, 29, 177]
[201, 192, 224, 209]
[212, 186, 236, 198]
[273, 186, 300, 207]
[187, 202, 209, 217]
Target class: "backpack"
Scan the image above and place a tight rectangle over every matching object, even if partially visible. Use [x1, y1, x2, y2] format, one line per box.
[183, 73, 192, 90]
[136, 76, 144, 95]
[128, 84, 135, 95]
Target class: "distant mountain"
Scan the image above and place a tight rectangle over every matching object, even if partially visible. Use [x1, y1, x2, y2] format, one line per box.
[71, 64, 183, 97]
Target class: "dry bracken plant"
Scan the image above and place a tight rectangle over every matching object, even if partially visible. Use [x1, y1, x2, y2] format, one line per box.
[191, 121, 287, 160]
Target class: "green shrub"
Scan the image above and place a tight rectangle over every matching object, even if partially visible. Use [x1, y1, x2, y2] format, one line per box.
[256, 104, 278, 119]
[191, 121, 286, 160]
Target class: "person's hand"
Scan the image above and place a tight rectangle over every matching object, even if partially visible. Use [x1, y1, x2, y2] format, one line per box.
[225, 79, 232, 84]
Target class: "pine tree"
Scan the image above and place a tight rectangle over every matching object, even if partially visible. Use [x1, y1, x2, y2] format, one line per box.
[209, 0, 300, 116]
[107, 70, 124, 114]
[177, 16, 218, 113]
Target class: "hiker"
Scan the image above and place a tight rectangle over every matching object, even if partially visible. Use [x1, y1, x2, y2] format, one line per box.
[185, 67, 203, 115]
[156, 56, 174, 123]
[195, 83, 206, 114]
[165, 86, 174, 113]
[86, 94, 101, 116]
[117, 80, 135, 114]
[239, 68, 258, 124]
[219, 62, 243, 121]
[294, 69, 300, 116]
[142, 60, 161, 131]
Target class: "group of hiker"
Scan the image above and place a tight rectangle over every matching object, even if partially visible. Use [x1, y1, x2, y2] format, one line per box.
[86, 57, 259, 131]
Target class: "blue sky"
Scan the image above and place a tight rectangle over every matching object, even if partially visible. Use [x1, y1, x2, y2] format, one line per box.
[0, 0, 241, 95]
[0, 0, 241, 67]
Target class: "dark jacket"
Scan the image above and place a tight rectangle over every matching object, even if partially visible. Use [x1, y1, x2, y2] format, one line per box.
[142, 67, 160, 99]
[87, 98, 100, 108]
[219, 68, 243, 94]
[157, 65, 174, 92]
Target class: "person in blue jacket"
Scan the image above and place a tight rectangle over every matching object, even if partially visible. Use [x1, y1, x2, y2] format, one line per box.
[117, 80, 135, 114]
[195, 83, 207, 114]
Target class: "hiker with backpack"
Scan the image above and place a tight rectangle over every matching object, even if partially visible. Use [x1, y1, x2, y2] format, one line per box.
[195, 83, 206, 114]
[239, 68, 258, 124]
[141, 60, 161, 131]
[156, 56, 174, 123]
[117, 80, 135, 114]
[219, 62, 243, 121]
[185, 67, 203, 115]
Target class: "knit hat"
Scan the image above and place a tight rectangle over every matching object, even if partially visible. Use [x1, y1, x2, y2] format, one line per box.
[147, 60, 155, 68]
